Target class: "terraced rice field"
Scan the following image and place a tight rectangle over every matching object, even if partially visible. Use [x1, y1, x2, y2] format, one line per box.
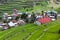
[0, 19, 60, 40]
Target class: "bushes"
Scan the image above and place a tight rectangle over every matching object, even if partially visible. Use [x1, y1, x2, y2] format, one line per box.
[0, 16, 2, 20]
[36, 2, 48, 6]
[55, 7, 60, 12]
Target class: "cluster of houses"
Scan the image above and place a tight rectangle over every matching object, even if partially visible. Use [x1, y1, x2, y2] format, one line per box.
[0, 9, 60, 31]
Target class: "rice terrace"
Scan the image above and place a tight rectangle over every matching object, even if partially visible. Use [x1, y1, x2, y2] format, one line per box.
[0, 0, 60, 40]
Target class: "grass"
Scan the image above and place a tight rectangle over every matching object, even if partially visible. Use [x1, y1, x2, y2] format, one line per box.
[0, 1, 60, 40]
[28, 20, 60, 40]
[40, 33, 59, 40]
[0, 19, 59, 40]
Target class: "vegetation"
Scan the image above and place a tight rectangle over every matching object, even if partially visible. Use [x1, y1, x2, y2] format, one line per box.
[55, 7, 60, 12]
[0, 0, 60, 40]
[0, 19, 59, 40]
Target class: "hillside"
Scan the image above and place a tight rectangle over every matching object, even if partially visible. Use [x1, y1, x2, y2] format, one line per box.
[0, 0, 60, 40]
[0, 19, 60, 40]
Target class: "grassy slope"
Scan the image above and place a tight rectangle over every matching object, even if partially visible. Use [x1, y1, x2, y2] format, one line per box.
[28, 20, 60, 40]
[0, 2, 60, 40]
[1, 19, 59, 40]
[39, 19, 60, 40]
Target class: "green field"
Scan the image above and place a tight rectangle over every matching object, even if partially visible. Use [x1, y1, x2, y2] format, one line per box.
[0, 1, 60, 40]
[0, 19, 60, 40]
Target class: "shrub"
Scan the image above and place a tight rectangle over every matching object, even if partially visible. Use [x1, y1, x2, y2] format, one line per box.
[55, 7, 60, 12]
